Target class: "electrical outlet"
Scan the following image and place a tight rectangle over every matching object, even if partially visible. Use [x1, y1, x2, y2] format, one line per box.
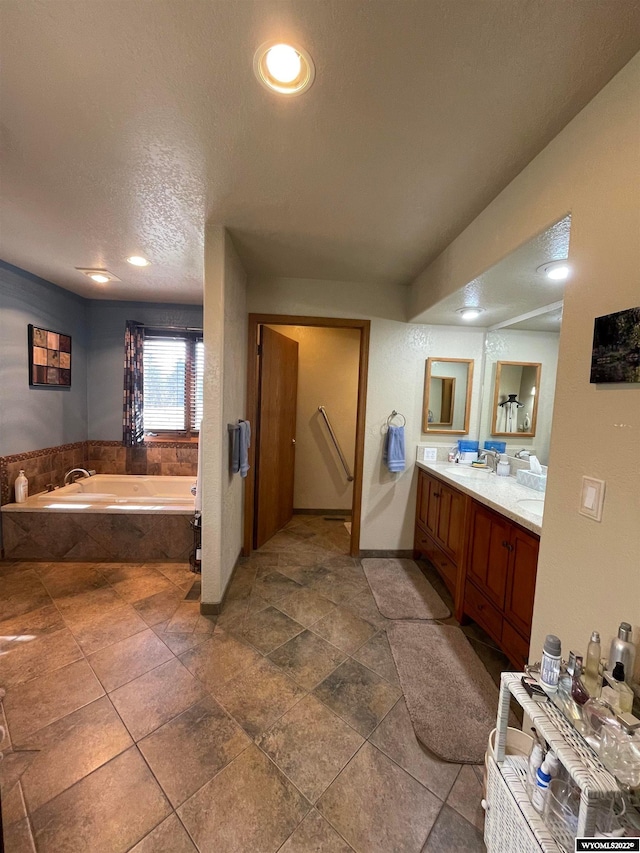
[579, 476, 605, 522]
[416, 445, 438, 463]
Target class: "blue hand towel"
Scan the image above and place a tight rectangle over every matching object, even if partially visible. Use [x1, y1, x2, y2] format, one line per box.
[384, 425, 405, 472]
[239, 420, 251, 478]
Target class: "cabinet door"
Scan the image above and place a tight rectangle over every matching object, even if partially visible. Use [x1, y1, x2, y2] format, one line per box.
[425, 476, 440, 538]
[466, 502, 510, 608]
[504, 526, 539, 637]
[437, 484, 466, 563]
[416, 471, 431, 531]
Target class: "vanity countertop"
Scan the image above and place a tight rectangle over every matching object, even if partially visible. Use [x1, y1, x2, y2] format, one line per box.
[416, 461, 543, 536]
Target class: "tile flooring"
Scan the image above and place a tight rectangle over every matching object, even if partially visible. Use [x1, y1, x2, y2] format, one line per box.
[0, 515, 506, 852]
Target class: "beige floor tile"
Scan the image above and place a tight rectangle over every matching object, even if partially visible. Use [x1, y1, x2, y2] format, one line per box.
[133, 586, 183, 626]
[351, 630, 400, 686]
[1, 779, 27, 827]
[2, 816, 36, 853]
[19, 695, 133, 812]
[445, 764, 485, 830]
[253, 571, 304, 603]
[38, 563, 108, 599]
[55, 585, 125, 628]
[268, 630, 346, 690]
[276, 563, 331, 586]
[87, 628, 173, 692]
[70, 603, 149, 655]
[212, 657, 306, 739]
[280, 809, 354, 853]
[369, 699, 460, 799]
[308, 572, 369, 605]
[0, 570, 52, 623]
[139, 695, 251, 806]
[276, 587, 337, 628]
[129, 814, 197, 853]
[111, 568, 176, 603]
[317, 743, 441, 853]
[30, 747, 171, 853]
[342, 590, 390, 631]
[421, 803, 485, 852]
[109, 657, 207, 741]
[165, 600, 201, 633]
[178, 744, 310, 853]
[145, 562, 196, 587]
[257, 694, 363, 802]
[152, 619, 211, 655]
[313, 658, 400, 737]
[0, 604, 65, 650]
[239, 606, 304, 653]
[311, 607, 376, 654]
[97, 563, 148, 584]
[179, 630, 262, 690]
[0, 627, 82, 687]
[3, 659, 105, 742]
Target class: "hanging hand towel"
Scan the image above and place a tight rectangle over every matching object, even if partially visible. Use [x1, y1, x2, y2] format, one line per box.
[239, 420, 251, 478]
[384, 424, 405, 473]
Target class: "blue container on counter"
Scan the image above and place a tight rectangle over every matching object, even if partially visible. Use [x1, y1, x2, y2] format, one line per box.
[457, 440, 479, 452]
[483, 440, 506, 453]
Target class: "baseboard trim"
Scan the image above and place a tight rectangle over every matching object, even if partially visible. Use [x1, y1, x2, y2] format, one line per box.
[358, 549, 414, 559]
[199, 549, 243, 616]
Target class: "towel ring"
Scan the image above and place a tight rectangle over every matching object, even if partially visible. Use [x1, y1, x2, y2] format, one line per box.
[387, 410, 406, 427]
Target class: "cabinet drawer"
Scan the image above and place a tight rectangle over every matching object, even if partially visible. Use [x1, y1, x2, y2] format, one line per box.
[465, 580, 502, 645]
[415, 529, 457, 595]
[502, 620, 530, 670]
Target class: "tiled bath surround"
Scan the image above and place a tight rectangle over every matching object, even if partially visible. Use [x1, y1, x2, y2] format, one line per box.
[1, 441, 198, 505]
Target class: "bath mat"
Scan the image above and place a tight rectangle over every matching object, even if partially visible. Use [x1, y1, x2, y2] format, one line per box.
[387, 622, 499, 764]
[361, 558, 450, 620]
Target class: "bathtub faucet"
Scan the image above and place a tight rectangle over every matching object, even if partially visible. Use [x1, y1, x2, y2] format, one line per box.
[64, 468, 93, 485]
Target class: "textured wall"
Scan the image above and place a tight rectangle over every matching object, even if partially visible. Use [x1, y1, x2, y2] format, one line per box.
[86, 300, 203, 440]
[410, 55, 640, 668]
[272, 325, 360, 511]
[0, 260, 88, 457]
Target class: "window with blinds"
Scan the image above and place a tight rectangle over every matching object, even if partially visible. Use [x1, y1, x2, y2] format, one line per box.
[142, 329, 203, 436]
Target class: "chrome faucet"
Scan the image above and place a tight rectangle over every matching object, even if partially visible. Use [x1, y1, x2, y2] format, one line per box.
[64, 468, 92, 485]
[515, 449, 531, 459]
[478, 449, 500, 473]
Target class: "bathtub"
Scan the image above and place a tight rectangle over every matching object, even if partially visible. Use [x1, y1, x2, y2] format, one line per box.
[1, 474, 196, 562]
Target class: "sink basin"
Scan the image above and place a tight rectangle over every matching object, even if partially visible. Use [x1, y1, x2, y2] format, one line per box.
[446, 467, 491, 479]
[517, 498, 544, 517]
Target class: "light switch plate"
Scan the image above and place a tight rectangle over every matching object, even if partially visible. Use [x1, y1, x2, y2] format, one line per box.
[579, 476, 605, 522]
[416, 445, 438, 463]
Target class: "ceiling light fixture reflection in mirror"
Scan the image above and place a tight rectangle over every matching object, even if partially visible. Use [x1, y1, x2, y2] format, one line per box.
[423, 358, 473, 434]
[491, 361, 541, 436]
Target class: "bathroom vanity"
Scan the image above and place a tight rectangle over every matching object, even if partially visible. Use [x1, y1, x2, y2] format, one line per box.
[414, 462, 542, 667]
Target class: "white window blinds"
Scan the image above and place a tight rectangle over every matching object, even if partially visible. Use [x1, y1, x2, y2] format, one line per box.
[142, 331, 203, 434]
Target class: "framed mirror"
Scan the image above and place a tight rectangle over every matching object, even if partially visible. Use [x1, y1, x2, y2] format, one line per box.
[423, 358, 473, 434]
[491, 361, 541, 436]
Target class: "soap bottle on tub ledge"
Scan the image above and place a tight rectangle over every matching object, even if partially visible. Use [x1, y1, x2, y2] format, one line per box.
[14, 470, 28, 503]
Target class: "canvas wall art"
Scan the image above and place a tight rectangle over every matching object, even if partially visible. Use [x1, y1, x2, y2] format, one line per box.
[590, 306, 640, 384]
[28, 324, 72, 386]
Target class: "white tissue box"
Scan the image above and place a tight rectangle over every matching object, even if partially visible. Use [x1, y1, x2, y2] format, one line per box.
[516, 469, 547, 492]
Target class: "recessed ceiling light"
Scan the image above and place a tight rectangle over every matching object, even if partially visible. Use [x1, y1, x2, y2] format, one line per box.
[457, 307, 484, 321]
[537, 260, 570, 281]
[253, 41, 315, 96]
[126, 255, 150, 267]
[76, 268, 120, 283]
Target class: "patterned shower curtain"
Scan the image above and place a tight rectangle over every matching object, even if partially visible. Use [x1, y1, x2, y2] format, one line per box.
[122, 321, 144, 446]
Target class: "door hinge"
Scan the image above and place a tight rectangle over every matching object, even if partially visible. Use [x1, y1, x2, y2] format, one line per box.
[257, 344, 262, 356]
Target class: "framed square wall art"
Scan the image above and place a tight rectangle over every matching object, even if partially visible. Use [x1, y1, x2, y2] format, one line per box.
[590, 306, 640, 384]
[28, 324, 72, 387]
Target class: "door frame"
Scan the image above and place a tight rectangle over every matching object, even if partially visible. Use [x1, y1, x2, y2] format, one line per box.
[244, 314, 371, 558]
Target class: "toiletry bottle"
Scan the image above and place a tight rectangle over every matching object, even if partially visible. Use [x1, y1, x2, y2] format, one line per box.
[14, 470, 28, 503]
[608, 622, 636, 684]
[526, 733, 544, 796]
[496, 454, 510, 477]
[540, 634, 562, 692]
[570, 656, 590, 707]
[531, 752, 559, 813]
[602, 663, 634, 714]
[584, 631, 602, 697]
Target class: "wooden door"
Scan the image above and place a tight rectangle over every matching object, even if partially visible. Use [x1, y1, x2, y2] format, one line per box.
[466, 502, 510, 608]
[254, 326, 299, 548]
[504, 526, 540, 637]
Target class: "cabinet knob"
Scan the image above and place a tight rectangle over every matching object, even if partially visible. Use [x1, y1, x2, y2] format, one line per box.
[502, 540, 508, 548]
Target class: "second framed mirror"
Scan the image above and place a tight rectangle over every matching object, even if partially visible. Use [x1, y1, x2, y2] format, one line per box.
[423, 358, 473, 434]
[491, 361, 541, 436]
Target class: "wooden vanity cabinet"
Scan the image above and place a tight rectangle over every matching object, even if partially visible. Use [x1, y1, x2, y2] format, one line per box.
[464, 500, 540, 669]
[414, 469, 468, 600]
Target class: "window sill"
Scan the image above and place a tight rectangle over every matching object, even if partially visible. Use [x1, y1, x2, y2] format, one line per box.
[143, 435, 199, 445]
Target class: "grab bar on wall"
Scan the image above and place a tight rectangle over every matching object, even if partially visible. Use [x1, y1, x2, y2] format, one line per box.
[318, 406, 354, 482]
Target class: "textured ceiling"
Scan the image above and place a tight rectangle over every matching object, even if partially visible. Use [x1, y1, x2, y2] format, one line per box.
[1, 2, 639, 303]
[416, 216, 571, 329]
